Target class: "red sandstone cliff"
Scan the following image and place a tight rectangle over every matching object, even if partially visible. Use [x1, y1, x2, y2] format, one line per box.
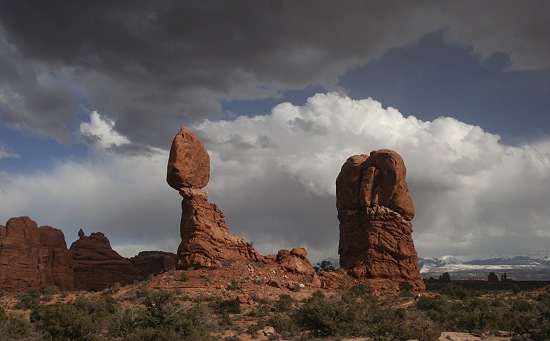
[0, 217, 74, 291]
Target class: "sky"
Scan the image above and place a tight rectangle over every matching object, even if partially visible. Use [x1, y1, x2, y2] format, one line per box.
[1, 1, 549, 263]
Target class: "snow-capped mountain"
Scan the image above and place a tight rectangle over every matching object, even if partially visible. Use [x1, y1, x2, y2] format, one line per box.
[418, 255, 463, 269]
[464, 256, 541, 266]
[418, 255, 550, 280]
[438, 255, 463, 265]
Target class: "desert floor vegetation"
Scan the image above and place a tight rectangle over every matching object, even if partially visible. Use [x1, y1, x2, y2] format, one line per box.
[0, 276, 549, 340]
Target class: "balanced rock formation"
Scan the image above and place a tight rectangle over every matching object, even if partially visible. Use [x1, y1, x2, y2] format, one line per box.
[167, 126, 263, 269]
[70, 231, 141, 290]
[336, 150, 424, 289]
[0, 217, 74, 291]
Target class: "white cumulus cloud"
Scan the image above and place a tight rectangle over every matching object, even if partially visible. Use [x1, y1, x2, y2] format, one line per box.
[80, 111, 129, 148]
[1, 93, 549, 263]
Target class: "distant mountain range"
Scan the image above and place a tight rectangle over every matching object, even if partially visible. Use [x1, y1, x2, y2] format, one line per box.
[419, 255, 550, 281]
[315, 255, 550, 281]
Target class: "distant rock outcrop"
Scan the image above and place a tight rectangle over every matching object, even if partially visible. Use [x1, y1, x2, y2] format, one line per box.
[70, 231, 141, 290]
[0, 217, 74, 291]
[336, 150, 424, 290]
[275, 248, 316, 276]
[130, 251, 177, 277]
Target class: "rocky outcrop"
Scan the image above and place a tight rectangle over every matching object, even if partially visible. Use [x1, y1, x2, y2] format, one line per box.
[70, 231, 141, 290]
[275, 248, 315, 276]
[336, 150, 424, 290]
[0, 217, 74, 291]
[176, 187, 263, 269]
[167, 126, 265, 269]
[130, 251, 177, 277]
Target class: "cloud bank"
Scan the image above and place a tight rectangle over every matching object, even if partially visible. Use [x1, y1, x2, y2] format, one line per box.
[1, 93, 549, 262]
[0, 1, 549, 148]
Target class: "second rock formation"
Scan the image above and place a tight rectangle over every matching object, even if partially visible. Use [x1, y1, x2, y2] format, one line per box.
[336, 150, 424, 289]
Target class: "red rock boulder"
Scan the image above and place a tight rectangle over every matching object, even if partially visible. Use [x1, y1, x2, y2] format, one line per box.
[166, 126, 210, 190]
[0, 217, 74, 291]
[275, 247, 315, 276]
[336, 150, 424, 290]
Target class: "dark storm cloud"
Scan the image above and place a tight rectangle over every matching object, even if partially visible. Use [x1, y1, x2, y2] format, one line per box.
[0, 0, 549, 149]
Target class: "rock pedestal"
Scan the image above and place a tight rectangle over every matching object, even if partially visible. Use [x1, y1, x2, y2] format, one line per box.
[0, 216, 74, 291]
[336, 150, 424, 289]
[177, 188, 262, 268]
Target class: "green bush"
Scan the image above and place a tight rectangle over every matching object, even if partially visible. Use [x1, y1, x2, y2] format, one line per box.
[15, 290, 40, 310]
[144, 289, 183, 327]
[399, 281, 414, 293]
[0, 307, 32, 339]
[276, 294, 294, 312]
[217, 299, 241, 314]
[31, 303, 99, 340]
[290, 286, 442, 340]
[267, 314, 299, 338]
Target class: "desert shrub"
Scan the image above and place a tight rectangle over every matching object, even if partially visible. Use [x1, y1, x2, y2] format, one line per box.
[104, 282, 122, 295]
[293, 286, 408, 338]
[399, 281, 414, 293]
[0, 308, 32, 339]
[512, 299, 534, 313]
[15, 289, 41, 310]
[276, 294, 294, 312]
[144, 289, 183, 327]
[216, 299, 241, 314]
[123, 326, 215, 341]
[142, 290, 214, 338]
[227, 280, 240, 290]
[440, 285, 484, 300]
[75, 294, 118, 318]
[247, 302, 270, 317]
[31, 302, 99, 340]
[40, 285, 60, 295]
[108, 305, 145, 338]
[416, 295, 544, 335]
[512, 284, 521, 294]
[267, 314, 300, 338]
[342, 283, 372, 302]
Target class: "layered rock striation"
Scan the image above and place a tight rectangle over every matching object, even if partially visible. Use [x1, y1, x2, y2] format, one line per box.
[0, 217, 74, 291]
[177, 187, 263, 268]
[336, 150, 424, 289]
